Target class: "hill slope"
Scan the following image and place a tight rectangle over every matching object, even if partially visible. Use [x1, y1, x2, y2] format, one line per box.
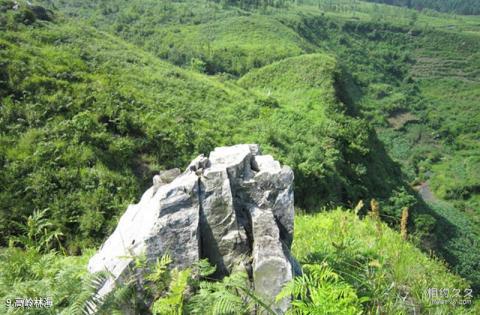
[1, 0, 479, 307]
[238, 54, 408, 212]
[1, 209, 477, 314]
[0, 3, 414, 253]
[362, 0, 480, 15]
[292, 209, 478, 314]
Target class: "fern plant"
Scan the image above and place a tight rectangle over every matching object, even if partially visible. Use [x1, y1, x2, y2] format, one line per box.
[1, 246, 276, 315]
[151, 268, 191, 315]
[11, 209, 64, 253]
[0, 246, 92, 315]
[187, 271, 276, 315]
[60, 271, 110, 315]
[62, 254, 169, 314]
[276, 263, 365, 315]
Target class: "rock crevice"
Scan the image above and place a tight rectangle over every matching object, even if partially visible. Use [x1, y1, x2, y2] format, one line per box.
[88, 144, 296, 313]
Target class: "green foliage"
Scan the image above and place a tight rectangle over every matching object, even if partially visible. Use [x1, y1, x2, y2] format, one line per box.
[1, 0, 479, 310]
[152, 268, 191, 315]
[277, 263, 364, 314]
[0, 246, 275, 315]
[209, 0, 294, 10]
[0, 2, 420, 253]
[190, 57, 207, 73]
[292, 209, 475, 314]
[192, 258, 218, 278]
[427, 201, 480, 293]
[293, 209, 480, 314]
[145, 254, 173, 287]
[362, 0, 480, 15]
[11, 208, 64, 253]
[239, 53, 409, 211]
[0, 247, 92, 315]
[0, 1, 53, 29]
[0, 15, 258, 251]
[187, 271, 275, 315]
[431, 153, 480, 211]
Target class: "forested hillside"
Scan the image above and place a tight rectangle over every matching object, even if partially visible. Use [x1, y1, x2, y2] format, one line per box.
[0, 0, 479, 313]
[362, 0, 480, 15]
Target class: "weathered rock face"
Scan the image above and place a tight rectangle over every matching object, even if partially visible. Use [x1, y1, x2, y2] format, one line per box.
[88, 144, 295, 313]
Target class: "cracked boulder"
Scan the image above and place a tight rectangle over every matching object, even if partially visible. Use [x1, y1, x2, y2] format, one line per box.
[88, 144, 296, 313]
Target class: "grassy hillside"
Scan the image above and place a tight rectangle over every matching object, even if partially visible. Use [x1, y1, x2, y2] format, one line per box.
[0, 13, 260, 250]
[237, 54, 412, 213]
[292, 209, 478, 314]
[0, 1, 416, 252]
[239, 53, 342, 117]
[1, 209, 477, 314]
[1, 0, 479, 311]
[362, 0, 480, 15]
[37, 1, 479, 200]
[410, 30, 480, 215]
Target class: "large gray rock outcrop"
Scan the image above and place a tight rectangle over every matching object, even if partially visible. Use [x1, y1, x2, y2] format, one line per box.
[88, 144, 295, 313]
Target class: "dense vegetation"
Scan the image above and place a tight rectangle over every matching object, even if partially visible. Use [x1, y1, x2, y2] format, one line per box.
[362, 0, 480, 15]
[291, 209, 478, 314]
[2, 209, 478, 314]
[0, 0, 478, 313]
[0, 0, 417, 251]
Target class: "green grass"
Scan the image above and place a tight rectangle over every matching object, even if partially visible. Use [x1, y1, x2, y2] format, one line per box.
[431, 154, 480, 212]
[1, 0, 479, 309]
[150, 14, 314, 75]
[410, 32, 480, 214]
[0, 4, 413, 252]
[293, 209, 479, 314]
[1, 209, 478, 314]
[426, 200, 480, 294]
[239, 53, 340, 120]
[303, 1, 480, 33]
[360, 0, 480, 16]
[0, 14, 270, 250]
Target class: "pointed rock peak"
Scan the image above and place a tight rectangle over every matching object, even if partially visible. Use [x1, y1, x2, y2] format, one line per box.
[88, 144, 296, 313]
